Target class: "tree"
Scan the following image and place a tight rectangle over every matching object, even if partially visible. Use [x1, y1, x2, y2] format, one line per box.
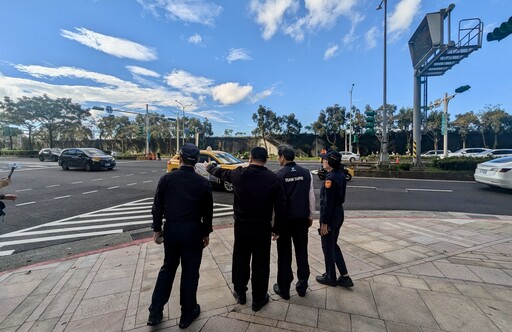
[396, 107, 413, 153]
[280, 113, 302, 143]
[479, 105, 509, 148]
[310, 104, 345, 148]
[251, 105, 280, 150]
[224, 129, 233, 137]
[425, 110, 443, 150]
[452, 111, 479, 148]
[0, 96, 39, 150]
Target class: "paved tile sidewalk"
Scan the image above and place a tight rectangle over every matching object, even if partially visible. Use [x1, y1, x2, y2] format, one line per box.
[1, 211, 512, 331]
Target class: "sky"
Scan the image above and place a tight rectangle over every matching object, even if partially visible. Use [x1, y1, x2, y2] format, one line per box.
[0, 0, 510, 137]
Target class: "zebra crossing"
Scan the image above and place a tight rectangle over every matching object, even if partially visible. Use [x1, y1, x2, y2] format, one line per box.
[0, 198, 233, 256]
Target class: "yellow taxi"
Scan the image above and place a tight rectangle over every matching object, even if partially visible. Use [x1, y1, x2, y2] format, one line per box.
[167, 148, 248, 192]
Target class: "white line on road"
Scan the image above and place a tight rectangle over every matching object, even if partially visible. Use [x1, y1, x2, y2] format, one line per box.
[111, 176, 120, 178]
[140, 172, 147, 174]
[1, 221, 150, 237]
[126, 174, 134, 176]
[91, 178, 103, 181]
[152, 170, 159, 172]
[45, 184, 60, 188]
[82, 190, 98, 195]
[54, 195, 70, 200]
[143, 180, 153, 183]
[406, 188, 453, 193]
[71, 181, 83, 184]
[107, 186, 119, 190]
[15, 188, 32, 192]
[126, 183, 137, 186]
[0, 250, 15, 256]
[0, 230, 123, 248]
[348, 185, 377, 189]
[16, 202, 36, 206]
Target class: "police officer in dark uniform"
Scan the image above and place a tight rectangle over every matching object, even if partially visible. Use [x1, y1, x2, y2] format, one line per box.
[273, 145, 315, 299]
[147, 143, 213, 328]
[205, 146, 285, 312]
[316, 149, 354, 288]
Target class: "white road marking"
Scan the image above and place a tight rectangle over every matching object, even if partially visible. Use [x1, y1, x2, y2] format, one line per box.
[348, 185, 377, 189]
[54, 195, 70, 200]
[0, 230, 122, 247]
[82, 190, 98, 195]
[91, 178, 103, 181]
[140, 172, 147, 174]
[0, 250, 15, 256]
[143, 180, 153, 183]
[45, 184, 60, 188]
[126, 174, 134, 176]
[2, 221, 150, 237]
[16, 202, 36, 206]
[71, 181, 83, 184]
[107, 186, 119, 190]
[111, 176, 120, 178]
[15, 188, 32, 192]
[126, 183, 137, 186]
[406, 188, 453, 193]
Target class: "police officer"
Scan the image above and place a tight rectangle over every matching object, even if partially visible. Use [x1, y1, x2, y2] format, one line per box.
[205, 146, 285, 312]
[316, 149, 354, 288]
[147, 143, 213, 328]
[273, 145, 315, 299]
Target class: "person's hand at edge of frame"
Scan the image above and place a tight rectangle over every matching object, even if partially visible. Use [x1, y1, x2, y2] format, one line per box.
[203, 236, 210, 248]
[2, 194, 17, 201]
[320, 223, 329, 236]
[154, 231, 164, 244]
[0, 177, 11, 189]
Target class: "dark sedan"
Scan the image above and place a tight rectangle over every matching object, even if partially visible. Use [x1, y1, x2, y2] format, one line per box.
[58, 148, 116, 171]
[38, 148, 62, 161]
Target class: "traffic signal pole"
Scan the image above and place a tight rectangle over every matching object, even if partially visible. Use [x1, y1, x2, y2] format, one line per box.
[145, 104, 149, 156]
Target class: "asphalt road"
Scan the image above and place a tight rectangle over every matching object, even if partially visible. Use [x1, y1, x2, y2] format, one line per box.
[0, 157, 510, 270]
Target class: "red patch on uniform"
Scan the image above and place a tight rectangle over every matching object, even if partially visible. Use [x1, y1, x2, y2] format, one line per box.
[325, 180, 332, 188]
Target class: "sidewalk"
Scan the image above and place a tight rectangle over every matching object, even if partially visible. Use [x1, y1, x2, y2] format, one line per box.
[1, 210, 512, 332]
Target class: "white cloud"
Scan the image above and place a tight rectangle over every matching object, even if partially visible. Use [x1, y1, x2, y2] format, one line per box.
[164, 69, 213, 95]
[365, 26, 379, 49]
[250, 88, 273, 103]
[324, 45, 339, 60]
[138, 0, 222, 26]
[226, 48, 252, 63]
[388, 0, 421, 40]
[189, 109, 233, 123]
[250, 0, 298, 40]
[212, 82, 253, 105]
[126, 66, 160, 77]
[15, 65, 138, 88]
[60, 27, 157, 61]
[188, 33, 203, 44]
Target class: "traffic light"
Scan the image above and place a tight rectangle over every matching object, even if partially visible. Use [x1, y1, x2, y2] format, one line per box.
[455, 85, 471, 94]
[138, 125, 144, 135]
[487, 16, 512, 42]
[364, 110, 375, 135]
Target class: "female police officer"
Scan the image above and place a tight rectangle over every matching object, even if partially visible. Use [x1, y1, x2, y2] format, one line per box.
[316, 149, 354, 288]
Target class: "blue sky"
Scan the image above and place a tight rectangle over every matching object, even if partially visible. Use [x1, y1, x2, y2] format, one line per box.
[0, 0, 510, 136]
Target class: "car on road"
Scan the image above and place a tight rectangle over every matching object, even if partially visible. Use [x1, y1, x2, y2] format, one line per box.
[339, 151, 361, 163]
[167, 149, 248, 192]
[474, 156, 512, 189]
[38, 148, 62, 162]
[447, 148, 490, 157]
[421, 150, 451, 157]
[474, 149, 512, 159]
[58, 148, 116, 171]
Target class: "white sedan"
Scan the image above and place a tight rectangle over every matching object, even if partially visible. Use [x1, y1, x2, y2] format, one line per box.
[474, 156, 512, 189]
[339, 151, 361, 163]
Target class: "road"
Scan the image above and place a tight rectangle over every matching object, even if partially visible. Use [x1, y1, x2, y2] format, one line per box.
[0, 158, 510, 265]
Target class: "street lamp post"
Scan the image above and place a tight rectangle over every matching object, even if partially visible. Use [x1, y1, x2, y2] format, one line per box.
[175, 100, 192, 146]
[145, 104, 149, 156]
[349, 83, 355, 153]
[377, 0, 389, 165]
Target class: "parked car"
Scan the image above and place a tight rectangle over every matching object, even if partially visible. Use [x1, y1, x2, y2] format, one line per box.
[474, 156, 512, 189]
[167, 149, 248, 192]
[58, 148, 116, 171]
[475, 149, 512, 159]
[38, 148, 62, 162]
[447, 148, 490, 157]
[339, 151, 361, 163]
[421, 150, 451, 157]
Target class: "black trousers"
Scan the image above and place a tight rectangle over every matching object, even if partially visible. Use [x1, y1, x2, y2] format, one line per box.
[321, 219, 348, 281]
[232, 221, 271, 303]
[149, 222, 203, 316]
[276, 219, 310, 292]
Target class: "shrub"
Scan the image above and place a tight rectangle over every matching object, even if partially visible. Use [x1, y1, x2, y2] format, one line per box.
[432, 157, 492, 171]
[0, 150, 38, 157]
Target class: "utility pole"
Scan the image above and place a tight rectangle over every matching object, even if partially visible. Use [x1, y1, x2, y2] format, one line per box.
[349, 83, 355, 153]
[175, 100, 192, 146]
[377, 0, 389, 165]
[145, 104, 149, 156]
